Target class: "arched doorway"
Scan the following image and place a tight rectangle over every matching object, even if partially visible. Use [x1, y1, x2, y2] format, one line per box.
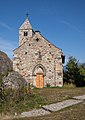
[36, 68, 44, 88]
[32, 64, 46, 88]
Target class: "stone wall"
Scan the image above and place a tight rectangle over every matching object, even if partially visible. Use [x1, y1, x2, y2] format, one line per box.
[13, 31, 63, 87]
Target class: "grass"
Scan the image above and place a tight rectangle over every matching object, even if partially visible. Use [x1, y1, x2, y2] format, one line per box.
[0, 92, 46, 114]
[11, 101, 85, 120]
[33, 87, 85, 104]
[0, 86, 85, 119]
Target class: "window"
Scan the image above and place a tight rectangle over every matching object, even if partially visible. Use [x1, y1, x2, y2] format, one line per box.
[61, 54, 65, 64]
[24, 32, 28, 36]
[38, 51, 42, 59]
[37, 51, 42, 60]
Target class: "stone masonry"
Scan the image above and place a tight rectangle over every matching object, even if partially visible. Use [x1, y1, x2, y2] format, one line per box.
[13, 17, 64, 88]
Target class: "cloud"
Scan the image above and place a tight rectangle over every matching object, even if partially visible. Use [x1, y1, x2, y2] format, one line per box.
[61, 20, 85, 39]
[0, 21, 11, 30]
[0, 37, 17, 59]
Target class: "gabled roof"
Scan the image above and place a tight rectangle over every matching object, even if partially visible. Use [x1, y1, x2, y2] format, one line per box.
[14, 18, 62, 53]
[19, 18, 32, 30]
[13, 32, 62, 52]
[40, 33, 62, 51]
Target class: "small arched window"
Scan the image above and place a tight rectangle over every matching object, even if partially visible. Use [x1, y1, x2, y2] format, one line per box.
[24, 32, 28, 36]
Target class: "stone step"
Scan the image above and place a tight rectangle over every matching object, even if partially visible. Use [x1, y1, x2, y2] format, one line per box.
[21, 95, 85, 118]
[21, 108, 50, 117]
[73, 95, 85, 100]
[42, 99, 82, 112]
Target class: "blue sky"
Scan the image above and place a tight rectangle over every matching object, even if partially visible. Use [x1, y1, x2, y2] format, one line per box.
[0, 0, 85, 64]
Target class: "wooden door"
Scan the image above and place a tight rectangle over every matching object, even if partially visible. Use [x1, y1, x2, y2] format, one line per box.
[36, 73, 44, 88]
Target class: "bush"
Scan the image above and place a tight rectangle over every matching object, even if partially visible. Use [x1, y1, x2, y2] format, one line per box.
[0, 85, 45, 114]
[64, 83, 76, 88]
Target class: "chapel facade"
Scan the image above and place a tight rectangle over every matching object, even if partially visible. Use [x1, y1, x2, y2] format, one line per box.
[13, 17, 65, 88]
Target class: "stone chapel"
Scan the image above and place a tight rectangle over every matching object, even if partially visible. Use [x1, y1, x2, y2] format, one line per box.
[13, 17, 65, 88]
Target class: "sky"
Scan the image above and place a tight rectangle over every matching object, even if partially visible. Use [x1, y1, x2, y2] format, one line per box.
[0, 0, 85, 64]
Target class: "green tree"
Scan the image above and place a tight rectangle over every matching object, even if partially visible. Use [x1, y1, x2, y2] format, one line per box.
[79, 63, 85, 79]
[78, 63, 85, 85]
[63, 56, 85, 87]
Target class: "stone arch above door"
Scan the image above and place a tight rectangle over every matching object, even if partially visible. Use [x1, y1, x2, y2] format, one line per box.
[32, 64, 46, 76]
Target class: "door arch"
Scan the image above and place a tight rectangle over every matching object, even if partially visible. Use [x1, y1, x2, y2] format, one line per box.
[32, 64, 46, 88]
[32, 64, 46, 76]
[36, 68, 44, 88]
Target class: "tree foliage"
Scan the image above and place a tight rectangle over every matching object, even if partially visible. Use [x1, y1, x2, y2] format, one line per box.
[64, 56, 85, 87]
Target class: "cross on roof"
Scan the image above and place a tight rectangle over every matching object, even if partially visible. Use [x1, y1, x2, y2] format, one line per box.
[26, 13, 29, 18]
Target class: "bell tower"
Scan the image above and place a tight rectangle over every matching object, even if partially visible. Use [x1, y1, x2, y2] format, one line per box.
[19, 17, 34, 46]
